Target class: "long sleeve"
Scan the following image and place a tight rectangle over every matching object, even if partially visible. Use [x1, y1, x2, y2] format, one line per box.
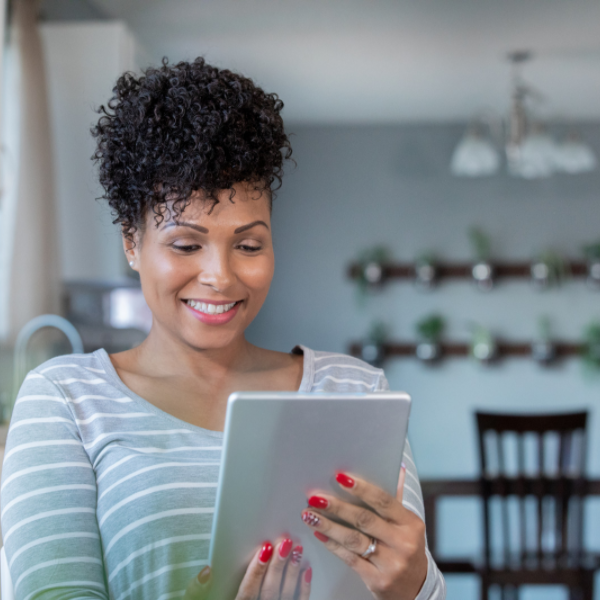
[1, 371, 108, 600]
[376, 373, 446, 600]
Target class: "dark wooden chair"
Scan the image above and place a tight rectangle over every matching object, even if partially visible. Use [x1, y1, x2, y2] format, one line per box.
[476, 411, 595, 600]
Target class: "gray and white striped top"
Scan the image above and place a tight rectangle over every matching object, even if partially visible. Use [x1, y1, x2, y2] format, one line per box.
[1, 345, 445, 600]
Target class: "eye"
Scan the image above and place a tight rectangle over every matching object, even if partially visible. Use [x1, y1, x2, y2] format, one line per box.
[172, 244, 200, 253]
[238, 243, 262, 252]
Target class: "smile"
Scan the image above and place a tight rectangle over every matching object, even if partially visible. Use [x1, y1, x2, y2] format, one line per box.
[185, 299, 239, 315]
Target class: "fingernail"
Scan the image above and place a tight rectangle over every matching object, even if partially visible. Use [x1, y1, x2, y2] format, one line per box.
[197, 565, 211, 584]
[314, 531, 329, 543]
[302, 511, 320, 526]
[291, 545, 303, 565]
[279, 538, 293, 559]
[336, 472, 355, 488]
[304, 567, 313, 583]
[259, 541, 273, 563]
[401, 462, 406, 470]
[308, 495, 329, 509]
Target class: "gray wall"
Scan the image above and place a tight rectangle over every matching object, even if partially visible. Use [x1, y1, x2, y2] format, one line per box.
[246, 123, 600, 599]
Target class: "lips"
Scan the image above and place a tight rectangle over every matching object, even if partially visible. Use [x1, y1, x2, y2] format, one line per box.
[185, 299, 238, 315]
[182, 298, 242, 325]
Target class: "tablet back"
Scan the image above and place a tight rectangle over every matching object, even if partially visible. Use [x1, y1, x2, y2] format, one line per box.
[208, 392, 411, 600]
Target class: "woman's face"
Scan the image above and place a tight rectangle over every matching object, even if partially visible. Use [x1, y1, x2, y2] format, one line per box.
[128, 183, 274, 351]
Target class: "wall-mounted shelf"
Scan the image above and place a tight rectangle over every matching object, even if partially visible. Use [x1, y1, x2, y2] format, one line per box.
[348, 261, 589, 281]
[349, 341, 583, 361]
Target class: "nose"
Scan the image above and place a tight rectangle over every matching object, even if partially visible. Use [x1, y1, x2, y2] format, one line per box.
[198, 247, 236, 292]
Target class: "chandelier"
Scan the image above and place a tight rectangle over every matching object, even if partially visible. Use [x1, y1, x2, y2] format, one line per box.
[451, 51, 598, 179]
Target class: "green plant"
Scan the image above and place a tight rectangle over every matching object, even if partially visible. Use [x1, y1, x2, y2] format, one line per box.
[583, 240, 600, 261]
[416, 314, 446, 342]
[367, 320, 390, 345]
[354, 245, 391, 304]
[581, 321, 600, 374]
[415, 251, 437, 265]
[532, 249, 568, 287]
[360, 320, 390, 367]
[470, 323, 496, 362]
[537, 315, 552, 341]
[468, 227, 491, 262]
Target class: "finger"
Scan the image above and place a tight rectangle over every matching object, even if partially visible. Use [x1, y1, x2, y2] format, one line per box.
[336, 471, 406, 523]
[183, 565, 211, 600]
[298, 567, 312, 600]
[280, 545, 304, 599]
[307, 493, 389, 542]
[396, 462, 407, 503]
[235, 541, 273, 600]
[302, 509, 385, 570]
[259, 538, 293, 600]
[301, 511, 377, 578]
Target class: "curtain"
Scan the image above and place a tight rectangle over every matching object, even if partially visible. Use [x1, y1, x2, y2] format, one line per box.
[0, 0, 60, 342]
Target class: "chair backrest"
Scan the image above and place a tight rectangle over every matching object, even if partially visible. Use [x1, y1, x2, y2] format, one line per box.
[475, 411, 588, 570]
[1, 546, 14, 600]
[11, 314, 84, 416]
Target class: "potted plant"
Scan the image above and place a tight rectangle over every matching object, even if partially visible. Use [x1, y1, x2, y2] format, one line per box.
[470, 323, 497, 363]
[414, 252, 438, 291]
[415, 314, 445, 363]
[361, 320, 389, 368]
[531, 315, 557, 365]
[354, 246, 391, 303]
[581, 321, 600, 375]
[530, 250, 568, 290]
[469, 227, 495, 291]
[583, 240, 600, 289]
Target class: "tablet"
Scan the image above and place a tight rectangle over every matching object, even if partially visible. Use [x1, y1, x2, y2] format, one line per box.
[208, 391, 411, 600]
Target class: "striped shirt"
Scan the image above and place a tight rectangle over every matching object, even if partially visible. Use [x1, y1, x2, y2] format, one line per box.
[1, 345, 445, 600]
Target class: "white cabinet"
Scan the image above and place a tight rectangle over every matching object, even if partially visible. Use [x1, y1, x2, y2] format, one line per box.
[41, 21, 144, 282]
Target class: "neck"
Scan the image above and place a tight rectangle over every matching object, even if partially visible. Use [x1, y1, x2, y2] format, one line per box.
[129, 320, 256, 384]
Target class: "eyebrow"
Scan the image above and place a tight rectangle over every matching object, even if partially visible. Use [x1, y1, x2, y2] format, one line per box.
[162, 222, 208, 233]
[233, 220, 269, 234]
[162, 220, 269, 234]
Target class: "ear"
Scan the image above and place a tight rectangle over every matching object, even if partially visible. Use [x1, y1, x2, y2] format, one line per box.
[123, 233, 138, 271]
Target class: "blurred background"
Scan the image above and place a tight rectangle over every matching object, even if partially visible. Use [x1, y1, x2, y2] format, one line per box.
[1, 1, 600, 598]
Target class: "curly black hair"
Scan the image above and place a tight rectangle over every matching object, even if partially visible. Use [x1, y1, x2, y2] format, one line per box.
[91, 57, 292, 241]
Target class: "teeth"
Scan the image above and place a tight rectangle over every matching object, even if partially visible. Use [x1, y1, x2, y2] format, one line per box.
[186, 300, 237, 315]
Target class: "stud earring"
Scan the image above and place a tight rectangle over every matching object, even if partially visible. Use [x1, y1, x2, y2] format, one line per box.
[129, 261, 134, 267]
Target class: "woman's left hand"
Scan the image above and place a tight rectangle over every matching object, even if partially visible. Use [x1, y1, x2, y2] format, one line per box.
[300, 466, 428, 600]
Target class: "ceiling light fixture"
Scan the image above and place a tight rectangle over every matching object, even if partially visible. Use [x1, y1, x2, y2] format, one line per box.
[451, 50, 598, 179]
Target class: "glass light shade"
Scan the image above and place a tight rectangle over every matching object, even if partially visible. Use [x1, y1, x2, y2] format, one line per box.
[507, 131, 558, 179]
[554, 136, 598, 174]
[450, 130, 500, 177]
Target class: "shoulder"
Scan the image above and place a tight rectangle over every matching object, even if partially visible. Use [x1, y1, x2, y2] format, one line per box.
[32, 350, 106, 376]
[300, 346, 386, 392]
[8, 352, 112, 449]
[23, 350, 107, 386]
[15, 349, 117, 409]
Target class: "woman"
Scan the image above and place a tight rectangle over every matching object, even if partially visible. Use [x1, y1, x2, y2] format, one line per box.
[1, 58, 445, 600]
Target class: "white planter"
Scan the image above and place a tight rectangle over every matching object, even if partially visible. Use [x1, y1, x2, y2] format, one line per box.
[472, 262, 494, 291]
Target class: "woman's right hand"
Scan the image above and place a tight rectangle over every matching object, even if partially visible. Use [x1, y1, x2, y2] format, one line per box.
[183, 538, 312, 600]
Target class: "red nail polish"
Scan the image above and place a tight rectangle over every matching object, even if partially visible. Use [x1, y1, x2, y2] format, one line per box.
[304, 567, 313, 583]
[291, 545, 303, 565]
[314, 531, 329, 543]
[279, 538, 293, 559]
[308, 495, 329, 509]
[197, 565, 211, 584]
[259, 541, 273, 563]
[336, 472, 355, 488]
